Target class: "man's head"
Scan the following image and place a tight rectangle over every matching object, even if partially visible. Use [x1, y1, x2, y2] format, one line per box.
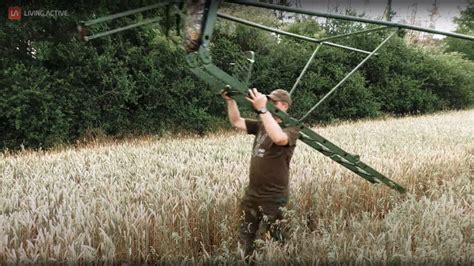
[267, 89, 292, 112]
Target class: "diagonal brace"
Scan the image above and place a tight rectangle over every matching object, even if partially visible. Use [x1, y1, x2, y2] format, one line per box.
[289, 43, 323, 96]
[299, 31, 397, 122]
[217, 13, 375, 55]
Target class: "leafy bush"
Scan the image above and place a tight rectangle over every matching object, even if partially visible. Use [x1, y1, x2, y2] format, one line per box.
[0, 3, 472, 150]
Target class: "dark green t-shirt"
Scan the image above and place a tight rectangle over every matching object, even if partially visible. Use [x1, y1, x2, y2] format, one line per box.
[244, 119, 299, 202]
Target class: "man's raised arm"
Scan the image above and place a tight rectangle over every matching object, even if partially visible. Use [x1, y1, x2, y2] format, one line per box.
[221, 91, 246, 131]
[246, 88, 289, 146]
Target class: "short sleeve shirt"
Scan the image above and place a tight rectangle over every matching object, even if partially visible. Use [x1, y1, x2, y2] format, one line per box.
[244, 119, 299, 201]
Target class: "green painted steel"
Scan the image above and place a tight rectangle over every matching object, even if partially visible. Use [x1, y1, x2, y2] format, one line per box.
[297, 126, 406, 192]
[229, 0, 474, 41]
[299, 31, 397, 122]
[80, 2, 174, 27]
[200, 1, 221, 48]
[317, 26, 390, 42]
[289, 43, 323, 96]
[78, 1, 180, 41]
[78, 0, 412, 193]
[78, 0, 474, 43]
[184, 1, 406, 193]
[83, 17, 162, 41]
[217, 13, 374, 55]
[186, 47, 406, 192]
[186, 46, 406, 192]
[230, 51, 255, 87]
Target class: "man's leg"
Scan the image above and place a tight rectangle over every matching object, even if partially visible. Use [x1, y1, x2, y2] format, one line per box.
[261, 202, 287, 244]
[268, 213, 286, 243]
[239, 199, 260, 259]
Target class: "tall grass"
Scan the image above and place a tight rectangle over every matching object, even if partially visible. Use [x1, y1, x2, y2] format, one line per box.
[0, 110, 472, 264]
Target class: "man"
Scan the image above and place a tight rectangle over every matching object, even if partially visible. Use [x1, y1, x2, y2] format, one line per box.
[221, 88, 300, 259]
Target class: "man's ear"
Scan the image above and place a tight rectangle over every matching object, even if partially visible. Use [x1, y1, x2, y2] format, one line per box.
[281, 102, 289, 111]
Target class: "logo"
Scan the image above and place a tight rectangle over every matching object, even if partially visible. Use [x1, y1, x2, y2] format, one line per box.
[8, 6, 21, 20]
[7, 7, 69, 20]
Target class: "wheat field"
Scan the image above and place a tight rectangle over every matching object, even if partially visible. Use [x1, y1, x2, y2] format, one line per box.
[0, 110, 473, 264]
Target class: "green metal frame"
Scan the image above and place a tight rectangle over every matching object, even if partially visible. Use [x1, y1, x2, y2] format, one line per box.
[186, 43, 406, 192]
[78, 1, 177, 41]
[229, 0, 474, 41]
[80, 2, 174, 27]
[78, 0, 474, 193]
[289, 43, 323, 96]
[217, 13, 381, 55]
[287, 26, 390, 96]
[299, 31, 397, 122]
[82, 17, 162, 41]
[184, 0, 406, 192]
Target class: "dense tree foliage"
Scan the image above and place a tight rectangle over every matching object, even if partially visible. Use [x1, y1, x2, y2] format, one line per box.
[1, 1, 473, 150]
[444, 0, 474, 60]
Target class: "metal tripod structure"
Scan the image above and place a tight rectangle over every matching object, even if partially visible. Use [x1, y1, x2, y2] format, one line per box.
[78, 1, 474, 193]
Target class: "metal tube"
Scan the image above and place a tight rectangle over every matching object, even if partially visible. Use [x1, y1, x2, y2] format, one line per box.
[229, 0, 474, 41]
[85, 17, 161, 41]
[245, 51, 255, 85]
[289, 43, 323, 96]
[217, 13, 374, 55]
[81, 2, 173, 26]
[200, 0, 222, 48]
[317, 26, 389, 42]
[299, 31, 397, 123]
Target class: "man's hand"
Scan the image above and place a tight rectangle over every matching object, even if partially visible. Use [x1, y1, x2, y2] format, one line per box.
[246, 88, 267, 110]
[220, 89, 234, 102]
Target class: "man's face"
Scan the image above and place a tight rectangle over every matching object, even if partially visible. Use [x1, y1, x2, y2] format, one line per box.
[270, 99, 289, 112]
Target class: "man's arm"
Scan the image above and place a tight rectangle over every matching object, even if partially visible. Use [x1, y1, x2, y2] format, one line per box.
[246, 88, 289, 146]
[258, 112, 288, 146]
[222, 92, 246, 131]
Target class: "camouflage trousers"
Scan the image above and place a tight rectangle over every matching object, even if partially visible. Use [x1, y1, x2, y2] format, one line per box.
[238, 196, 288, 258]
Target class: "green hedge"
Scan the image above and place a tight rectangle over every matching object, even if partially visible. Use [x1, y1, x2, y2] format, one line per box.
[1, 3, 473, 150]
